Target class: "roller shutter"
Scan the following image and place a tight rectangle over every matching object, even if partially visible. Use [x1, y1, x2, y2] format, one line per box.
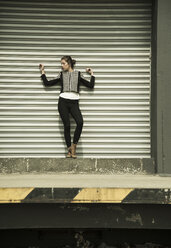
[0, 0, 152, 158]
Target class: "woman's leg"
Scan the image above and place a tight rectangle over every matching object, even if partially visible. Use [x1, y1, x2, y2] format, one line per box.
[58, 97, 71, 148]
[70, 101, 83, 145]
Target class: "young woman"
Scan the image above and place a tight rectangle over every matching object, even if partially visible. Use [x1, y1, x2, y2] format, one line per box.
[39, 56, 95, 158]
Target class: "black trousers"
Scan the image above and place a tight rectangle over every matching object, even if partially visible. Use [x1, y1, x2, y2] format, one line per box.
[58, 97, 83, 148]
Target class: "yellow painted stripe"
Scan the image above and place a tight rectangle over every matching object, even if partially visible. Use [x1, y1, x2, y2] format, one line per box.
[0, 188, 34, 203]
[72, 188, 133, 203]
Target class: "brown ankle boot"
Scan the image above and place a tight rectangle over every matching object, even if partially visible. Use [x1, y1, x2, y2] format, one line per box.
[71, 143, 77, 159]
[66, 146, 72, 158]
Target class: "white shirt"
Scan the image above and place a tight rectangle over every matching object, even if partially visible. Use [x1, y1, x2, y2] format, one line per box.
[59, 92, 80, 100]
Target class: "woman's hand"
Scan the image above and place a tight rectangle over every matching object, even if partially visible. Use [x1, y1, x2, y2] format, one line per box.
[39, 64, 45, 74]
[86, 68, 93, 76]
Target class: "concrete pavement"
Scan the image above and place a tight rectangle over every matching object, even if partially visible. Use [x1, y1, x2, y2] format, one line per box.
[0, 173, 170, 188]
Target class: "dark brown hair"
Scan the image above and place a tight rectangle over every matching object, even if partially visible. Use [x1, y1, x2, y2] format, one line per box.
[61, 56, 76, 69]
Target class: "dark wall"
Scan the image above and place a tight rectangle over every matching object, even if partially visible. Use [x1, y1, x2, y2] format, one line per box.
[156, 0, 171, 174]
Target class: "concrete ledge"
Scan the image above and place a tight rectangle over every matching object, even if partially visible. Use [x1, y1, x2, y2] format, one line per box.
[0, 174, 170, 188]
[0, 187, 170, 204]
[0, 158, 155, 174]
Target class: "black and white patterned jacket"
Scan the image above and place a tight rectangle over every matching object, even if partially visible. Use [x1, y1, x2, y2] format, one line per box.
[41, 70, 95, 93]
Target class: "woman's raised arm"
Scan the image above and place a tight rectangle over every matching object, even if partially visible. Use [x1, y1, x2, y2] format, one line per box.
[79, 68, 95, 89]
[39, 64, 61, 87]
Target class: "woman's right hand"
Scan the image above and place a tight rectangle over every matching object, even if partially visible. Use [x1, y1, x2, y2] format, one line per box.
[39, 63, 44, 71]
[39, 64, 45, 74]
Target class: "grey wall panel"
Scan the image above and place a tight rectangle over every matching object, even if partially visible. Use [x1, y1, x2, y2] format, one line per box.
[0, 0, 152, 158]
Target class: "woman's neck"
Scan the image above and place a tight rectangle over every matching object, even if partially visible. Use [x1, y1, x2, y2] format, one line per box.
[68, 68, 74, 72]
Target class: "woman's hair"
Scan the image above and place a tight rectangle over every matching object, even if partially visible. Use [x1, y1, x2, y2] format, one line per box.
[61, 55, 76, 69]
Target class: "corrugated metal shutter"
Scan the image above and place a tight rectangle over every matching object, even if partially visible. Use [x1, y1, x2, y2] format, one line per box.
[0, 0, 152, 158]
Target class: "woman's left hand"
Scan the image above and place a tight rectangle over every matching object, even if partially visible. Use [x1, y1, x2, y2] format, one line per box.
[86, 68, 93, 76]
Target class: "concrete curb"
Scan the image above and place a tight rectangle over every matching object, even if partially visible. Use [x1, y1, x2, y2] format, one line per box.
[0, 158, 155, 174]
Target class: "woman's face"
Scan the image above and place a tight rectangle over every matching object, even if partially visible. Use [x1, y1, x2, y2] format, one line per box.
[61, 59, 70, 71]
